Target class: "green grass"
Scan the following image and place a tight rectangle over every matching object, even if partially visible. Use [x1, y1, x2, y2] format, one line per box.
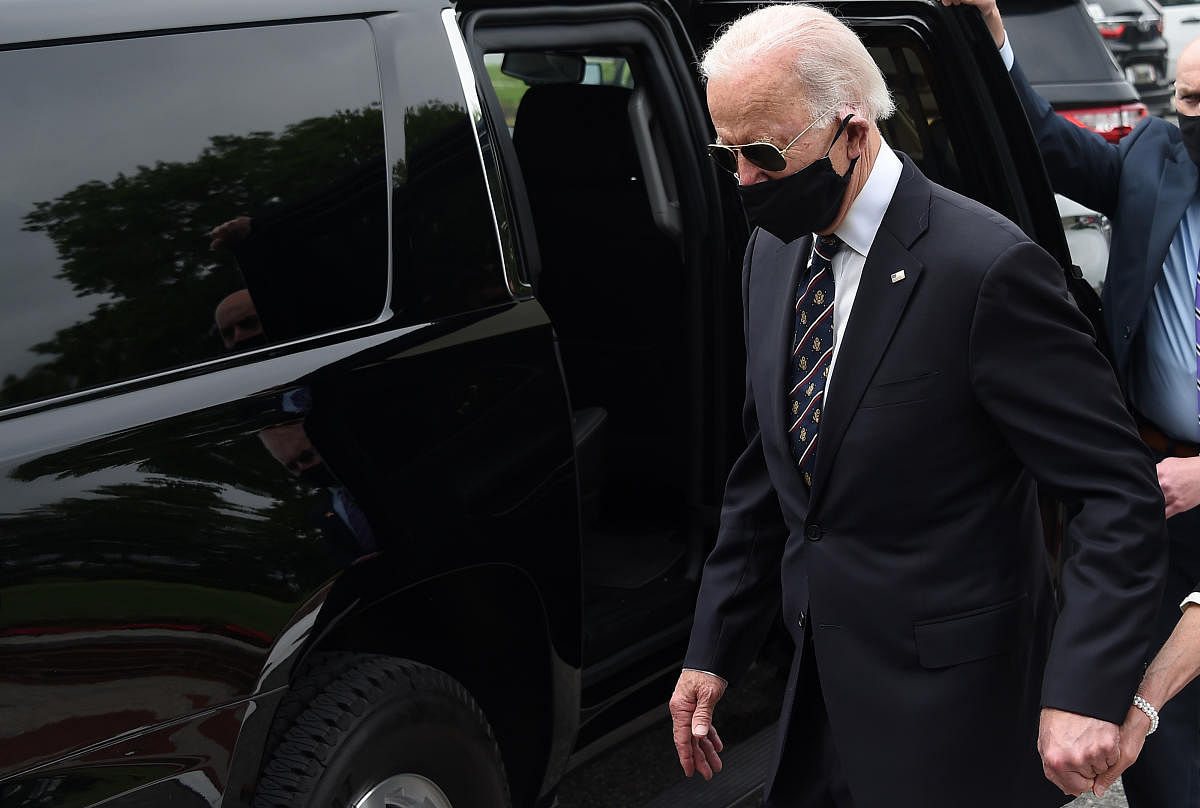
[485, 63, 529, 128]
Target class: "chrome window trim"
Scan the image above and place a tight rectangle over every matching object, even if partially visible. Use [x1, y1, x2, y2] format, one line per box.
[440, 8, 530, 300]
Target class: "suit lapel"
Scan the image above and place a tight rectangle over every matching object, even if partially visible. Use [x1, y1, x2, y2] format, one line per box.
[809, 156, 929, 508]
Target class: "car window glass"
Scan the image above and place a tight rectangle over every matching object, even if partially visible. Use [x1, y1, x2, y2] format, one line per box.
[0, 20, 387, 411]
[484, 53, 635, 132]
[1004, 0, 1125, 82]
[865, 41, 963, 193]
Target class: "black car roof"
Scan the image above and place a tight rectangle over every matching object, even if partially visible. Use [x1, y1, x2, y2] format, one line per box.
[1, 0, 399, 49]
[2, 0, 939, 50]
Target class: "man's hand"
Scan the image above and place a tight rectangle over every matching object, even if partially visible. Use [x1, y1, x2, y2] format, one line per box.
[1038, 708, 1121, 797]
[1094, 705, 1154, 795]
[1157, 456, 1200, 517]
[668, 670, 727, 780]
[939, 0, 1006, 49]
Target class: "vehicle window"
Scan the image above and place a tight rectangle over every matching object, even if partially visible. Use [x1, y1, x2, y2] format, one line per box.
[1004, 0, 1125, 83]
[0, 21, 388, 410]
[1160, 0, 1200, 5]
[865, 41, 963, 193]
[484, 53, 635, 130]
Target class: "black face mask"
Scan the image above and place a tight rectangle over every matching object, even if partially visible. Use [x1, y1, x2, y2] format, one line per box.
[738, 114, 858, 244]
[1179, 113, 1200, 167]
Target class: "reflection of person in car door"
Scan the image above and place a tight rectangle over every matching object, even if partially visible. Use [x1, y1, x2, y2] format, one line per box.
[259, 422, 377, 566]
[669, 4, 1166, 807]
[212, 288, 266, 351]
[946, 2, 1200, 805]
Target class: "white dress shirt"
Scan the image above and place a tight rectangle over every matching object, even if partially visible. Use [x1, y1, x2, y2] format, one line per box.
[823, 139, 904, 392]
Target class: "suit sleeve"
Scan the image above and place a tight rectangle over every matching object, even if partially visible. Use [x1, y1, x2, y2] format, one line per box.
[683, 229, 788, 683]
[1009, 61, 1123, 218]
[969, 239, 1167, 724]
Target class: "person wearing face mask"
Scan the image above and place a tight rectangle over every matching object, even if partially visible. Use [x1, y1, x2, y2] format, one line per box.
[941, 2, 1200, 805]
[667, 5, 1167, 807]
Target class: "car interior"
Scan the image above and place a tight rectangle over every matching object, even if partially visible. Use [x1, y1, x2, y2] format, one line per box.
[491, 49, 699, 679]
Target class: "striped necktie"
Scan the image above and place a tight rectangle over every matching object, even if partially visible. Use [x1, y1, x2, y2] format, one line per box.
[789, 234, 841, 488]
[1195, 256, 1200, 433]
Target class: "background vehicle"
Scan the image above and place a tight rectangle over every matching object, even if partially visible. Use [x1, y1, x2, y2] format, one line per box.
[0, 1, 1097, 806]
[1089, 0, 1174, 116]
[1003, 0, 1146, 289]
[1006, 0, 1148, 141]
[1058, 194, 1114, 292]
[1158, 0, 1200, 79]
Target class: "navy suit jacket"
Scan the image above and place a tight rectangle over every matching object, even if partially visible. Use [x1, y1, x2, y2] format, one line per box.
[684, 154, 1166, 808]
[1010, 61, 1200, 389]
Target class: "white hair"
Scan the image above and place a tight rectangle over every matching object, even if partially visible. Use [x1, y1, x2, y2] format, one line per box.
[700, 3, 895, 128]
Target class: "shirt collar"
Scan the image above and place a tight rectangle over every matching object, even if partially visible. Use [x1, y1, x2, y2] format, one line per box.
[833, 139, 902, 258]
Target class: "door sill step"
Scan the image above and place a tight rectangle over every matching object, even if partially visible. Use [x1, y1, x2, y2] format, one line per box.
[642, 722, 774, 808]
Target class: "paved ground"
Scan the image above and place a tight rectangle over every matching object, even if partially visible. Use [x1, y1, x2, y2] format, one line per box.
[1069, 781, 1127, 808]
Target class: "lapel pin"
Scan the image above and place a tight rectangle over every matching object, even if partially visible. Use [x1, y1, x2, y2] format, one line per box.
[890, 269, 906, 284]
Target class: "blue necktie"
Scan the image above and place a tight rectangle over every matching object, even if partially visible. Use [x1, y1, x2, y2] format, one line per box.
[789, 235, 841, 488]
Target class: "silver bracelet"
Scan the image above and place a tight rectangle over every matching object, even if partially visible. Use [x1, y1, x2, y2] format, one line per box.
[1133, 695, 1160, 735]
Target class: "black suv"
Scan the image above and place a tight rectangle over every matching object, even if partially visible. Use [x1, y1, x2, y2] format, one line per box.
[1091, 0, 1175, 117]
[0, 2, 1087, 807]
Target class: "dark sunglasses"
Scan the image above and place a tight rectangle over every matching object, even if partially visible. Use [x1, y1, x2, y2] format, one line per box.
[706, 105, 845, 175]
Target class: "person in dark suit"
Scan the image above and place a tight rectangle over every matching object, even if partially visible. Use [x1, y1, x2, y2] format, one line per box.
[944, 3, 1200, 804]
[667, 5, 1167, 807]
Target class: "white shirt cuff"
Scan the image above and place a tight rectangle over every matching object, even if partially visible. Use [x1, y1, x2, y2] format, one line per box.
[1180, 592, 1200, 613]
[999, 30, 1014, 71]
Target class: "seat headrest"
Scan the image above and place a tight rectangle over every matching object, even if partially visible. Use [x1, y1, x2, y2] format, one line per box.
[513, 84, 640, 185]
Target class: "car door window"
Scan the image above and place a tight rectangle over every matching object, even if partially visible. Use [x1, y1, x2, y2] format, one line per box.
[0, 21, 388, 411]
[866, 40, 963, 191]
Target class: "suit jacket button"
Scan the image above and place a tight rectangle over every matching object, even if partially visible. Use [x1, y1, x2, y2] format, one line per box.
[805, 523, 822, 541]
[1123, 326, 1132, 339]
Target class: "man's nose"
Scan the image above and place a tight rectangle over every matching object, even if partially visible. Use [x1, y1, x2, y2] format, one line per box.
[735, 153, 768, 185]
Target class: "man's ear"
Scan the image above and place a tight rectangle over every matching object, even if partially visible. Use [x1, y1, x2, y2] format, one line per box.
[845, 117, 870, 159]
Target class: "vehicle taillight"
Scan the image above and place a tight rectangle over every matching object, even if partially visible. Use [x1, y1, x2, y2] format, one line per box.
[1099, 22, 1127, 38]
[1157, 19, 1164, 35]
[1059, 104, 1148, 143]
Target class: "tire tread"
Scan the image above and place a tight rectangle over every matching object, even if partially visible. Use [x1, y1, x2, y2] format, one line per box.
[253, 654, 509, 808]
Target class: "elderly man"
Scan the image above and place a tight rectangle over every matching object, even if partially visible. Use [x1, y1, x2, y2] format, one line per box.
[943, 3, 1200, 805]
[667, 5, 1167, 807]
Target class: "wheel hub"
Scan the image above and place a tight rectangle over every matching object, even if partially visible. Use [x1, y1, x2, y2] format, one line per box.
[354, 773, 455, 808]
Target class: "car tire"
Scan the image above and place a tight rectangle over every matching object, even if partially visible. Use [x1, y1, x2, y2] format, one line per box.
[253, 654, 511, 808]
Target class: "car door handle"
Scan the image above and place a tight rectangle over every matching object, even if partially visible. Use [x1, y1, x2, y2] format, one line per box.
[1183, 16, 1200, 23]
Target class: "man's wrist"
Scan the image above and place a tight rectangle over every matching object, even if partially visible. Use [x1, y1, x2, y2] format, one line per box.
[998, 29, 1014, 71]
[682, 667, 728, 686]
